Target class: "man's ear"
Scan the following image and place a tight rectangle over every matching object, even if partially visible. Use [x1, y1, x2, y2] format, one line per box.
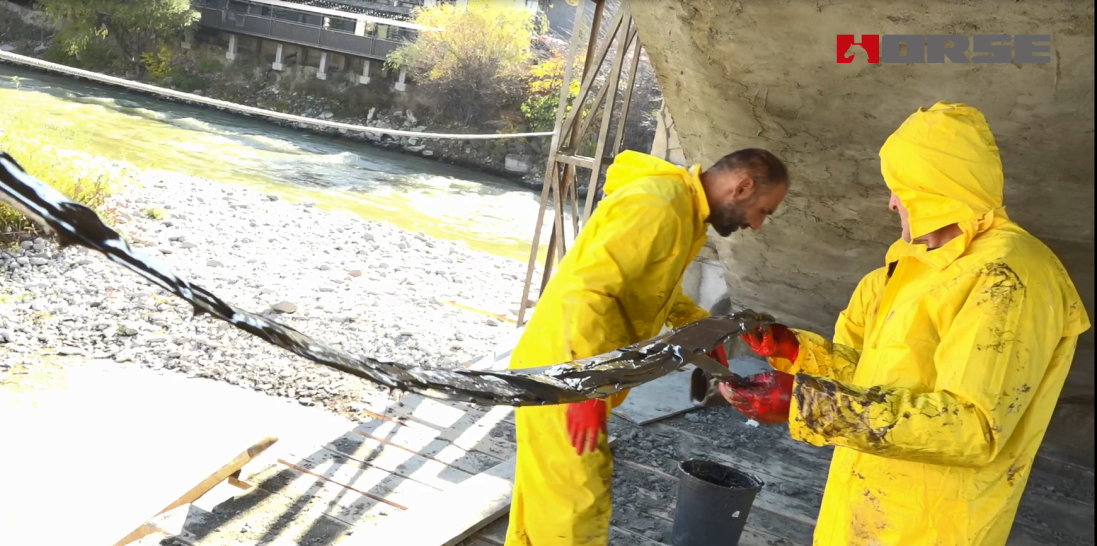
[734, 176, 756, 200]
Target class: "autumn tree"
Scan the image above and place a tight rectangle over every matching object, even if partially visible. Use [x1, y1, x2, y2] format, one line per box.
[387, 1, 544, 125]
[41, 0, 198, 74]
[521, 42, 583, 132]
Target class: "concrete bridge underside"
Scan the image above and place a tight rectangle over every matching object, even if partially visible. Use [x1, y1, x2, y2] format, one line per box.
[628, 0, 1095, 470]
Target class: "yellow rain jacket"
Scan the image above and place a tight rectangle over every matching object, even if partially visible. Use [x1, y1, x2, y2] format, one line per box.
[505, 151, 712, 546]
[832, 240, 906, 349]
[769, 103, 1091, 546]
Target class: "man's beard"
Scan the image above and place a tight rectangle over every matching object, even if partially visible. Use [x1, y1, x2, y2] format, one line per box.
[711, 202, 750, 237]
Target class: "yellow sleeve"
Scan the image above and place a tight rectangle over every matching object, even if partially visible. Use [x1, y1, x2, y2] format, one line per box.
[554, 194, 690, 409]
[767, 330, 861, 383]
[768, 266, 888, 380]
[665, 286, 710, 329]
[833, 266, 887, 349]
[789, 265, 1065, 467]
[557, 193, 690, 361]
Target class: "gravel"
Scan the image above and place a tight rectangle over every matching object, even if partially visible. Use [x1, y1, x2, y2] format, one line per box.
[0, 172, 533, 417]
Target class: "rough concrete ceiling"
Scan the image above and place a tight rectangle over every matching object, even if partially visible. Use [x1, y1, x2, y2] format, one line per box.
[628, 0, 1094, 467]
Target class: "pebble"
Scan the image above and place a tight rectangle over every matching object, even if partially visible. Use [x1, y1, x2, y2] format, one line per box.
[0, 171, 537, 420]
[271, 301, 299, 314]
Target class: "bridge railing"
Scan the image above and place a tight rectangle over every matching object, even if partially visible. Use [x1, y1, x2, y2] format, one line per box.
[197, 5, 408, 61]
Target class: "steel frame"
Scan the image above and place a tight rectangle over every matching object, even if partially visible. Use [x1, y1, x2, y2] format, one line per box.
[516, 0, 642, 326]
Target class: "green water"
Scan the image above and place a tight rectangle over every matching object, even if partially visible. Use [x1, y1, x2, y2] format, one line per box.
[0, 64, 558, 262]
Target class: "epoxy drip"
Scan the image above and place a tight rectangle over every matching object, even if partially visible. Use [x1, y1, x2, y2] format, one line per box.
[0, 151, 773, 406]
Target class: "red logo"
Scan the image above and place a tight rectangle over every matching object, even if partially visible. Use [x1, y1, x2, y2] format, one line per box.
[837, 34, 880, 63]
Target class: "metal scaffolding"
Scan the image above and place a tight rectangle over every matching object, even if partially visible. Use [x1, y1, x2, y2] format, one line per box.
[515, 0, 643, 326]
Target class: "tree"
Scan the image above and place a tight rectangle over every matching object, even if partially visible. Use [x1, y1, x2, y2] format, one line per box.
[521, 45, 582, 131]
[387, 1, 543, 125]
[41, 0, 197, 74]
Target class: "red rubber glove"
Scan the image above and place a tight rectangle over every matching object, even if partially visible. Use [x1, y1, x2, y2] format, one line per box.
[707, 344, 729, 368]
[566, 399, 608, 455]
[718, 371, 795, 425]
[740, 324, 800, 362]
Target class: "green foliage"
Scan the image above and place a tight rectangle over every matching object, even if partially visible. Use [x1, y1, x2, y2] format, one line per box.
[143, 208, 165, 221]
[387, 0, 541, 124]
[40, 0, 198, 74]
[0, 113, 123, 235]
[520, 49, 582, 132]
[141, 44, 176, 83]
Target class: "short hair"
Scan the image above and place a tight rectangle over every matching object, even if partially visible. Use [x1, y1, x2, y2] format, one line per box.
[707, 148, 789, 188]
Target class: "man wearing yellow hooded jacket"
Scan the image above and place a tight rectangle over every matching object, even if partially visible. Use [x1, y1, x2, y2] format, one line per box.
[721, 102, 1090, 546]
[504, 148, 790, 546]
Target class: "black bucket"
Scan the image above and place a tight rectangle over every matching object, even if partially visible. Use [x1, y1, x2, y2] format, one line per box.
[671, 459, 765, 546]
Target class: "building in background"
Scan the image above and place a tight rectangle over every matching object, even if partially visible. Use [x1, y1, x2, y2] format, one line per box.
[191, 0, 546, 90]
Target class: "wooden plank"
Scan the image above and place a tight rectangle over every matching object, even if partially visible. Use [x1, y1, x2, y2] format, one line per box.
[245, 461, 400, 527]
[581, 19, 636, 224]
[115, 435, 279, 546]
[614, 456, 814, 545]
[442, 299, 517, 324]
[646, 421, 830, 494]
[557, 7, 627, 147]
[469, 517, 508, 545]
[272, 451, 446, 513]
[614, 504, 796, 546]
[346, 434, 618, 546]
[342, 457, 517, 546]
[293, 437, 475, 492]
[174, 483, 357, 545]
[613, 367, 700, 425]
[555, 154, 596, 169]
[0, 360, 295, 546]
[1012, 485, 1095, 542]
[352, 416, 507, 474]
[615, 457, 819, 529]
[377, 394, 517, 460]
[460, 539, 499, 546]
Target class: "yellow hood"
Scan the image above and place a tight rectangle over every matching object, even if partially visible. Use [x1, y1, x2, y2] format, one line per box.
[880, 102, 1009, 266]
[603, 150, 709, 223]
[603, 150, 692, 194]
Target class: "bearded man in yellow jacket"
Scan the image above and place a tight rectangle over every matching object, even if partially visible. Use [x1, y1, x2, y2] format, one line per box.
[722, 102, 1091, 546]
[504, 148, 790, 546]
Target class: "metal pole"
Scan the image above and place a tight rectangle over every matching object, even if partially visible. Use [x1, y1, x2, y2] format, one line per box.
[611, 37, 642, 156]
[516, 0, 595, 327]
[580, 17, 633, 226]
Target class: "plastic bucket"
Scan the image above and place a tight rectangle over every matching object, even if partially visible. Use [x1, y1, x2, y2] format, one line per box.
[671, 459, 765, 546]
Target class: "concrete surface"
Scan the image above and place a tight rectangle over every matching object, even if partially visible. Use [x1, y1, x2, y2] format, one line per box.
[628, 0, 1095, 469]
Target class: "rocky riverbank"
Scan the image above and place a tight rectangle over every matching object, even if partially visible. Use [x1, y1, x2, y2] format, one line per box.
[0, 171, 534, 417]
[0, 0, 551, 190]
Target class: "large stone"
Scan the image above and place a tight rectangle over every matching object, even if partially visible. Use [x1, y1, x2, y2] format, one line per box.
[504, 154, 536, 174]
[630, 0, 1095, 468]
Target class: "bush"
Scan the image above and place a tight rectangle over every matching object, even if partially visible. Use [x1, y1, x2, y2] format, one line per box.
[521, 49, 581, 131]
[0, 113, 126, 236]
[41, 0, 198, 75]
[387, 1, 543, 125]
[141, 44, 176, 83]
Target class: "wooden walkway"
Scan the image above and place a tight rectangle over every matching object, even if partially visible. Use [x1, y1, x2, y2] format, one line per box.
[22, 357, 1083, 546]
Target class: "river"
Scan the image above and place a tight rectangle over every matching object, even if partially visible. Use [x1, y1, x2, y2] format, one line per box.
[0, 63, 560, 262]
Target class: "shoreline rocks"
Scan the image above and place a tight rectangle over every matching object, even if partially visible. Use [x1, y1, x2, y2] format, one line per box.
[0, 170, 538, 417]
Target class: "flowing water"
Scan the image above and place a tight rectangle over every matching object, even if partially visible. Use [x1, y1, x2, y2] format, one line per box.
[0, 63, 769, 405]
[0, 63, 559, 262]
